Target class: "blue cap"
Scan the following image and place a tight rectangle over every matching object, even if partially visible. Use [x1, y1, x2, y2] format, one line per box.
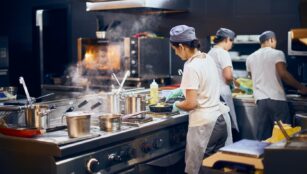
[216, 28, 236, 40]
[259, 31, 276, 43]
[170, 25, 197, 42]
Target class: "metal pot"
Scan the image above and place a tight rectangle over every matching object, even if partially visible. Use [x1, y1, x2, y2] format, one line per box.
[106, 93, 122, 114]
[124, 94, 146, 115]
[24, 104, 50, 129]
[98, 113, 122, 132]
[65, 111, 91, 138]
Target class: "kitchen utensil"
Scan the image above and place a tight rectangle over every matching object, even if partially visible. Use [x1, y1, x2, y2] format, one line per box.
[24, 104, 51, 129]
[99, 113, 121, 132]
[34, 93, 55, 101]
[19, 76, 32, 105]
[116, 70, 130, 95]
[112, 73, 121, 86]
[90, 101, 102, 110]
[107, 93, 121, 114]
[149, 103, 173, 113]
[65, 111, 91, 138]
[124, 94, 146, 115]
[0, 127, 44, 138]
[78, 100, 88, 108]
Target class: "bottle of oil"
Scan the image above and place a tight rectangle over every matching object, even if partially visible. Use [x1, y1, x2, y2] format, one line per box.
[150, 80, 159, 105]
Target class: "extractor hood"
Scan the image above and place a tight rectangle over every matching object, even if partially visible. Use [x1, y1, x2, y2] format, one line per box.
[86, 0, 189, 14]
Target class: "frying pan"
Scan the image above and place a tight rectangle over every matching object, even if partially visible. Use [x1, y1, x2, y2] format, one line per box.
[0, 127, 43, 138]
[149, 103, 173, 113]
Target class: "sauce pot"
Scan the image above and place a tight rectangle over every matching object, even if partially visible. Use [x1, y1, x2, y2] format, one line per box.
[98, 113, 122, 132]
[24, 104, 50, 129]
[65, 111, 91, 138]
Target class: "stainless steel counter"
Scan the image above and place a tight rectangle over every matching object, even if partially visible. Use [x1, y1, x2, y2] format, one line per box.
[233, 96, 307, 140]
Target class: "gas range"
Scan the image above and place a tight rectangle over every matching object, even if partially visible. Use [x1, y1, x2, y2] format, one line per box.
[0, 112, 188, 174]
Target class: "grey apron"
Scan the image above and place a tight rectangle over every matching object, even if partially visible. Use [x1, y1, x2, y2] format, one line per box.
[220, 86, 239, 132]
[185, 103, 232, 174]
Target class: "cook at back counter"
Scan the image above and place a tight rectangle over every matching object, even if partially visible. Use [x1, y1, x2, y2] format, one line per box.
[246, 30, 307, 141]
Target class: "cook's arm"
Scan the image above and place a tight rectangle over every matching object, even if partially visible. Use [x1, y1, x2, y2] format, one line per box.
[276, 62, 307, 94]
[223, 66, 233, 84]
[176, 89, 198, 111]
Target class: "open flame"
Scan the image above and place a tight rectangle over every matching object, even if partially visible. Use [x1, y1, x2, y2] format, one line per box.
[82, 44, 121, 71]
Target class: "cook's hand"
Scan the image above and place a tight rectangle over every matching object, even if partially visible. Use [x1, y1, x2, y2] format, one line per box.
[298, 86, 307, 95]
[172, 101, 181, 112]
[165, 88, 184, 102]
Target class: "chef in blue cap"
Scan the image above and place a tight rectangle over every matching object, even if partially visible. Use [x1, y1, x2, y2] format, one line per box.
[169, 25, 232, 174]
[246, 30, 307, 140]
[208, 28, 239, 134]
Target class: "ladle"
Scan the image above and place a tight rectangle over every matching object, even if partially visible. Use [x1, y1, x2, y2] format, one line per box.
[116, 70, 130, 95]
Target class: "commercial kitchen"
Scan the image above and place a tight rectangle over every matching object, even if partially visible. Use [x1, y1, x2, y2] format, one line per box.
[0, 0, 307, 174]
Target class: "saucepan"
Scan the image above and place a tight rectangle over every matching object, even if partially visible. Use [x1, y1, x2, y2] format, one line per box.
[24, 104, 52, 129]
[98, 113, 122, 132]
[64, 111, 91, 138]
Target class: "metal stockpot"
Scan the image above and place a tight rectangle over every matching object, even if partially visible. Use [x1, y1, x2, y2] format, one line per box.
[65, 111, 91, 138]
[124, 94, 146, 115]
[98, 113, 122, 132]
[24, 104, 50, 129]
[106, 93, 122, 114]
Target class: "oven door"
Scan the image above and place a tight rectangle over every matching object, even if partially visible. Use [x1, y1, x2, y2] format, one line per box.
[125, 148, 185, 174]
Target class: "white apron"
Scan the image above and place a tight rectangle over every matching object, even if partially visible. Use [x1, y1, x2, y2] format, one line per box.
[220, 85, 239, 132]
[185, 103, 233, 174]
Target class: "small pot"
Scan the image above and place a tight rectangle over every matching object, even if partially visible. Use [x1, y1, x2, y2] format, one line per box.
[24, 104, 50, 129]
[65, 111, 91, 138]
[99, 113, 121, 132]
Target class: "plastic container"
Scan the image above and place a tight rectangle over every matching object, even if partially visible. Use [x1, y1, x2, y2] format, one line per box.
[149, 80, 159, 105]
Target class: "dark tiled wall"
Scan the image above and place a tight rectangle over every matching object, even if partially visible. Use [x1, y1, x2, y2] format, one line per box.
[0, 0, 303, 96]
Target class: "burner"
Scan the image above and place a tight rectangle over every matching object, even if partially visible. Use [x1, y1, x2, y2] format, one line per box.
[122, 115, 153, 127]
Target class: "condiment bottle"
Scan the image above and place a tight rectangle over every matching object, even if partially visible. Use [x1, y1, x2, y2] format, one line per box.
[150, 80, 159, 105]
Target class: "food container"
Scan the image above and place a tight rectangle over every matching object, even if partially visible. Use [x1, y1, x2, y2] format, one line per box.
[65, 111, 91, 138]
[99, 113, 122, 132]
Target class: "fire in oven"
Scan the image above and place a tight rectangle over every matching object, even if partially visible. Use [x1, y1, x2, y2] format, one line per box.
[77, 37, 171, 80]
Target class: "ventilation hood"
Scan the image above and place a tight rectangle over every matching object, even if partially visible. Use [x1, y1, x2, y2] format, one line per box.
[86, 0, 189, 14]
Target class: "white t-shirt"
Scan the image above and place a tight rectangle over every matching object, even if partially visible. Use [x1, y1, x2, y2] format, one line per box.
[180, 52, 222, 127]
[208, 47, 233, 93]
[246, 47, 286, 101]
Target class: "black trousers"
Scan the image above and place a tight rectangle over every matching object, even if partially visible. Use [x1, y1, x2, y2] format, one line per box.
[256, 99, 291, 140]
[204, 115, 228, 158]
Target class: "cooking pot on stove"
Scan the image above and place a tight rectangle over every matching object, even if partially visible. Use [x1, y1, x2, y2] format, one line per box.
[124, 94, 146, 114]
[24, 104, 51, 129]
[106, 93, 122, 114]
[64, 111, 91, 138]
[98, 113, 122, 132]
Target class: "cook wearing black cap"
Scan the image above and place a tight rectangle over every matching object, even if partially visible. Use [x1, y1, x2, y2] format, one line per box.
[208, 28, 239, 135]
[246, 30, 307, 140]
[169, 25, 232, 174]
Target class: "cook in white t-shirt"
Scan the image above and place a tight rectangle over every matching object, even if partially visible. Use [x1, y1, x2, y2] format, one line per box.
[169, 25, 232, 174]
[246, 31, 307, 140]
[208, 28, 239, 132]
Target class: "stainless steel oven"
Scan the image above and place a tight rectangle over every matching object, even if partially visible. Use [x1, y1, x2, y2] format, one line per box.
[77, 37, 170, 79]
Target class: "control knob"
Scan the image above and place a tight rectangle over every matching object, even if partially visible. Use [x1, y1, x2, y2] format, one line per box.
[108, 153, 122, 162]
[86, 158, 100, 173]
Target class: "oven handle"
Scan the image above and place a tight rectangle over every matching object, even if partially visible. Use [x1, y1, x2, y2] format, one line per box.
[145, 148, 185, 167]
